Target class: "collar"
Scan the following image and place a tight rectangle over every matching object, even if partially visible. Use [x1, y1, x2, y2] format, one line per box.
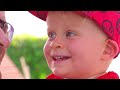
[46, 71, 119, 79]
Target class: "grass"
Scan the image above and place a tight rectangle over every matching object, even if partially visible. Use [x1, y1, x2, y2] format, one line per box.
[7, 34, 52, 79]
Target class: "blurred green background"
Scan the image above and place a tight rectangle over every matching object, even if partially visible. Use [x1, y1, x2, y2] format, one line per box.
[7, 34, 52, 79]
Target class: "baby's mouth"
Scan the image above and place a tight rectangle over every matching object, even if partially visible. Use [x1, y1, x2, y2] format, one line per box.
[0, 43, 3, 47]
[0, 44, 6, 63]
[52, 56, 71, 61]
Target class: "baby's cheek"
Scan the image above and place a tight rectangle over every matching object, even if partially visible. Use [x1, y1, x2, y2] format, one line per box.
[0, 31, 10, 48]
[43, 44, 50, 58]
[68, 42, 82, 54]
[43, 45, 52, 68]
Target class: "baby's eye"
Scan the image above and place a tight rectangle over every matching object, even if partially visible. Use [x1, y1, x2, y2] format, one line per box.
[66, 31, 77, 37]
[48, 32, 56, 40]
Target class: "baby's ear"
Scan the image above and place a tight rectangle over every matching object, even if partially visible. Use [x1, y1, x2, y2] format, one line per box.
[102, 39, 119, 60]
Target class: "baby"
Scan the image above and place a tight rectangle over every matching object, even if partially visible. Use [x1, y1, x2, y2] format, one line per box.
[29, 11, 120, 79]
[0, 11, 14, 78]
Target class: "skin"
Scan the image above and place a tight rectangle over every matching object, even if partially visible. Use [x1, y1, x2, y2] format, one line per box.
[43, 11, 113, 79]
[0, 11, 10, 78]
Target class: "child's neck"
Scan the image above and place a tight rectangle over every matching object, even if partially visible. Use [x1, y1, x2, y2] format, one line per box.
[86, 72, 107, 79]
[63, 72, 107, 79]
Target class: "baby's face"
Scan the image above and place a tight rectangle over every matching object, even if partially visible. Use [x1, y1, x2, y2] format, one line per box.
[0, 12, 10, 62]
[44, 11, 108, 79]
[0, 11, 10, 78]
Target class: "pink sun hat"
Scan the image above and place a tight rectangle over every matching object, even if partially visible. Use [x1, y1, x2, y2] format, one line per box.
[29, 11, 120, 57]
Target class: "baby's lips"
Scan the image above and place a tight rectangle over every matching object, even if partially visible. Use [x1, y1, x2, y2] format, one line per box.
[0, 36, 10, 48]
[52, 56, 71, 61]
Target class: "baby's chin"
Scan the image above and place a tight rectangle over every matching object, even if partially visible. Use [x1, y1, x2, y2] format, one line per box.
[0, 47, 6, 64]
[0, 47, 6, 79]
[52, 68, 71, 79]
[0, 71, 2, 79]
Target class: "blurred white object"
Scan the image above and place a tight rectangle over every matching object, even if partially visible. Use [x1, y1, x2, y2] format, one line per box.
[107, 54, 120, 77]
[20, 56, 30, 79]
[5, 11, 47, 38]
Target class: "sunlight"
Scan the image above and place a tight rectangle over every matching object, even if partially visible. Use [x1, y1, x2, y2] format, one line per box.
[5, 11, 47, 38]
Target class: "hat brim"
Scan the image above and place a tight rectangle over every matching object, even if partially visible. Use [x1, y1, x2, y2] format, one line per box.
[28, 11, 87, 21]
[29, 11, 48, 21]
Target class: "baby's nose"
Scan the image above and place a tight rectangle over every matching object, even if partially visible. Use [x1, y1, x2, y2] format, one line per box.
[50, 38, 64, 49]
[0, 29, 10, 48]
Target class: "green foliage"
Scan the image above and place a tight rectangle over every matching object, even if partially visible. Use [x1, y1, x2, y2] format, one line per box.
[7, 34, 52, 79]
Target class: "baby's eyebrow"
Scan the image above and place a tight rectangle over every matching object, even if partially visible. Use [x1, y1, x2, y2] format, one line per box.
[47, 27, 54, 31]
